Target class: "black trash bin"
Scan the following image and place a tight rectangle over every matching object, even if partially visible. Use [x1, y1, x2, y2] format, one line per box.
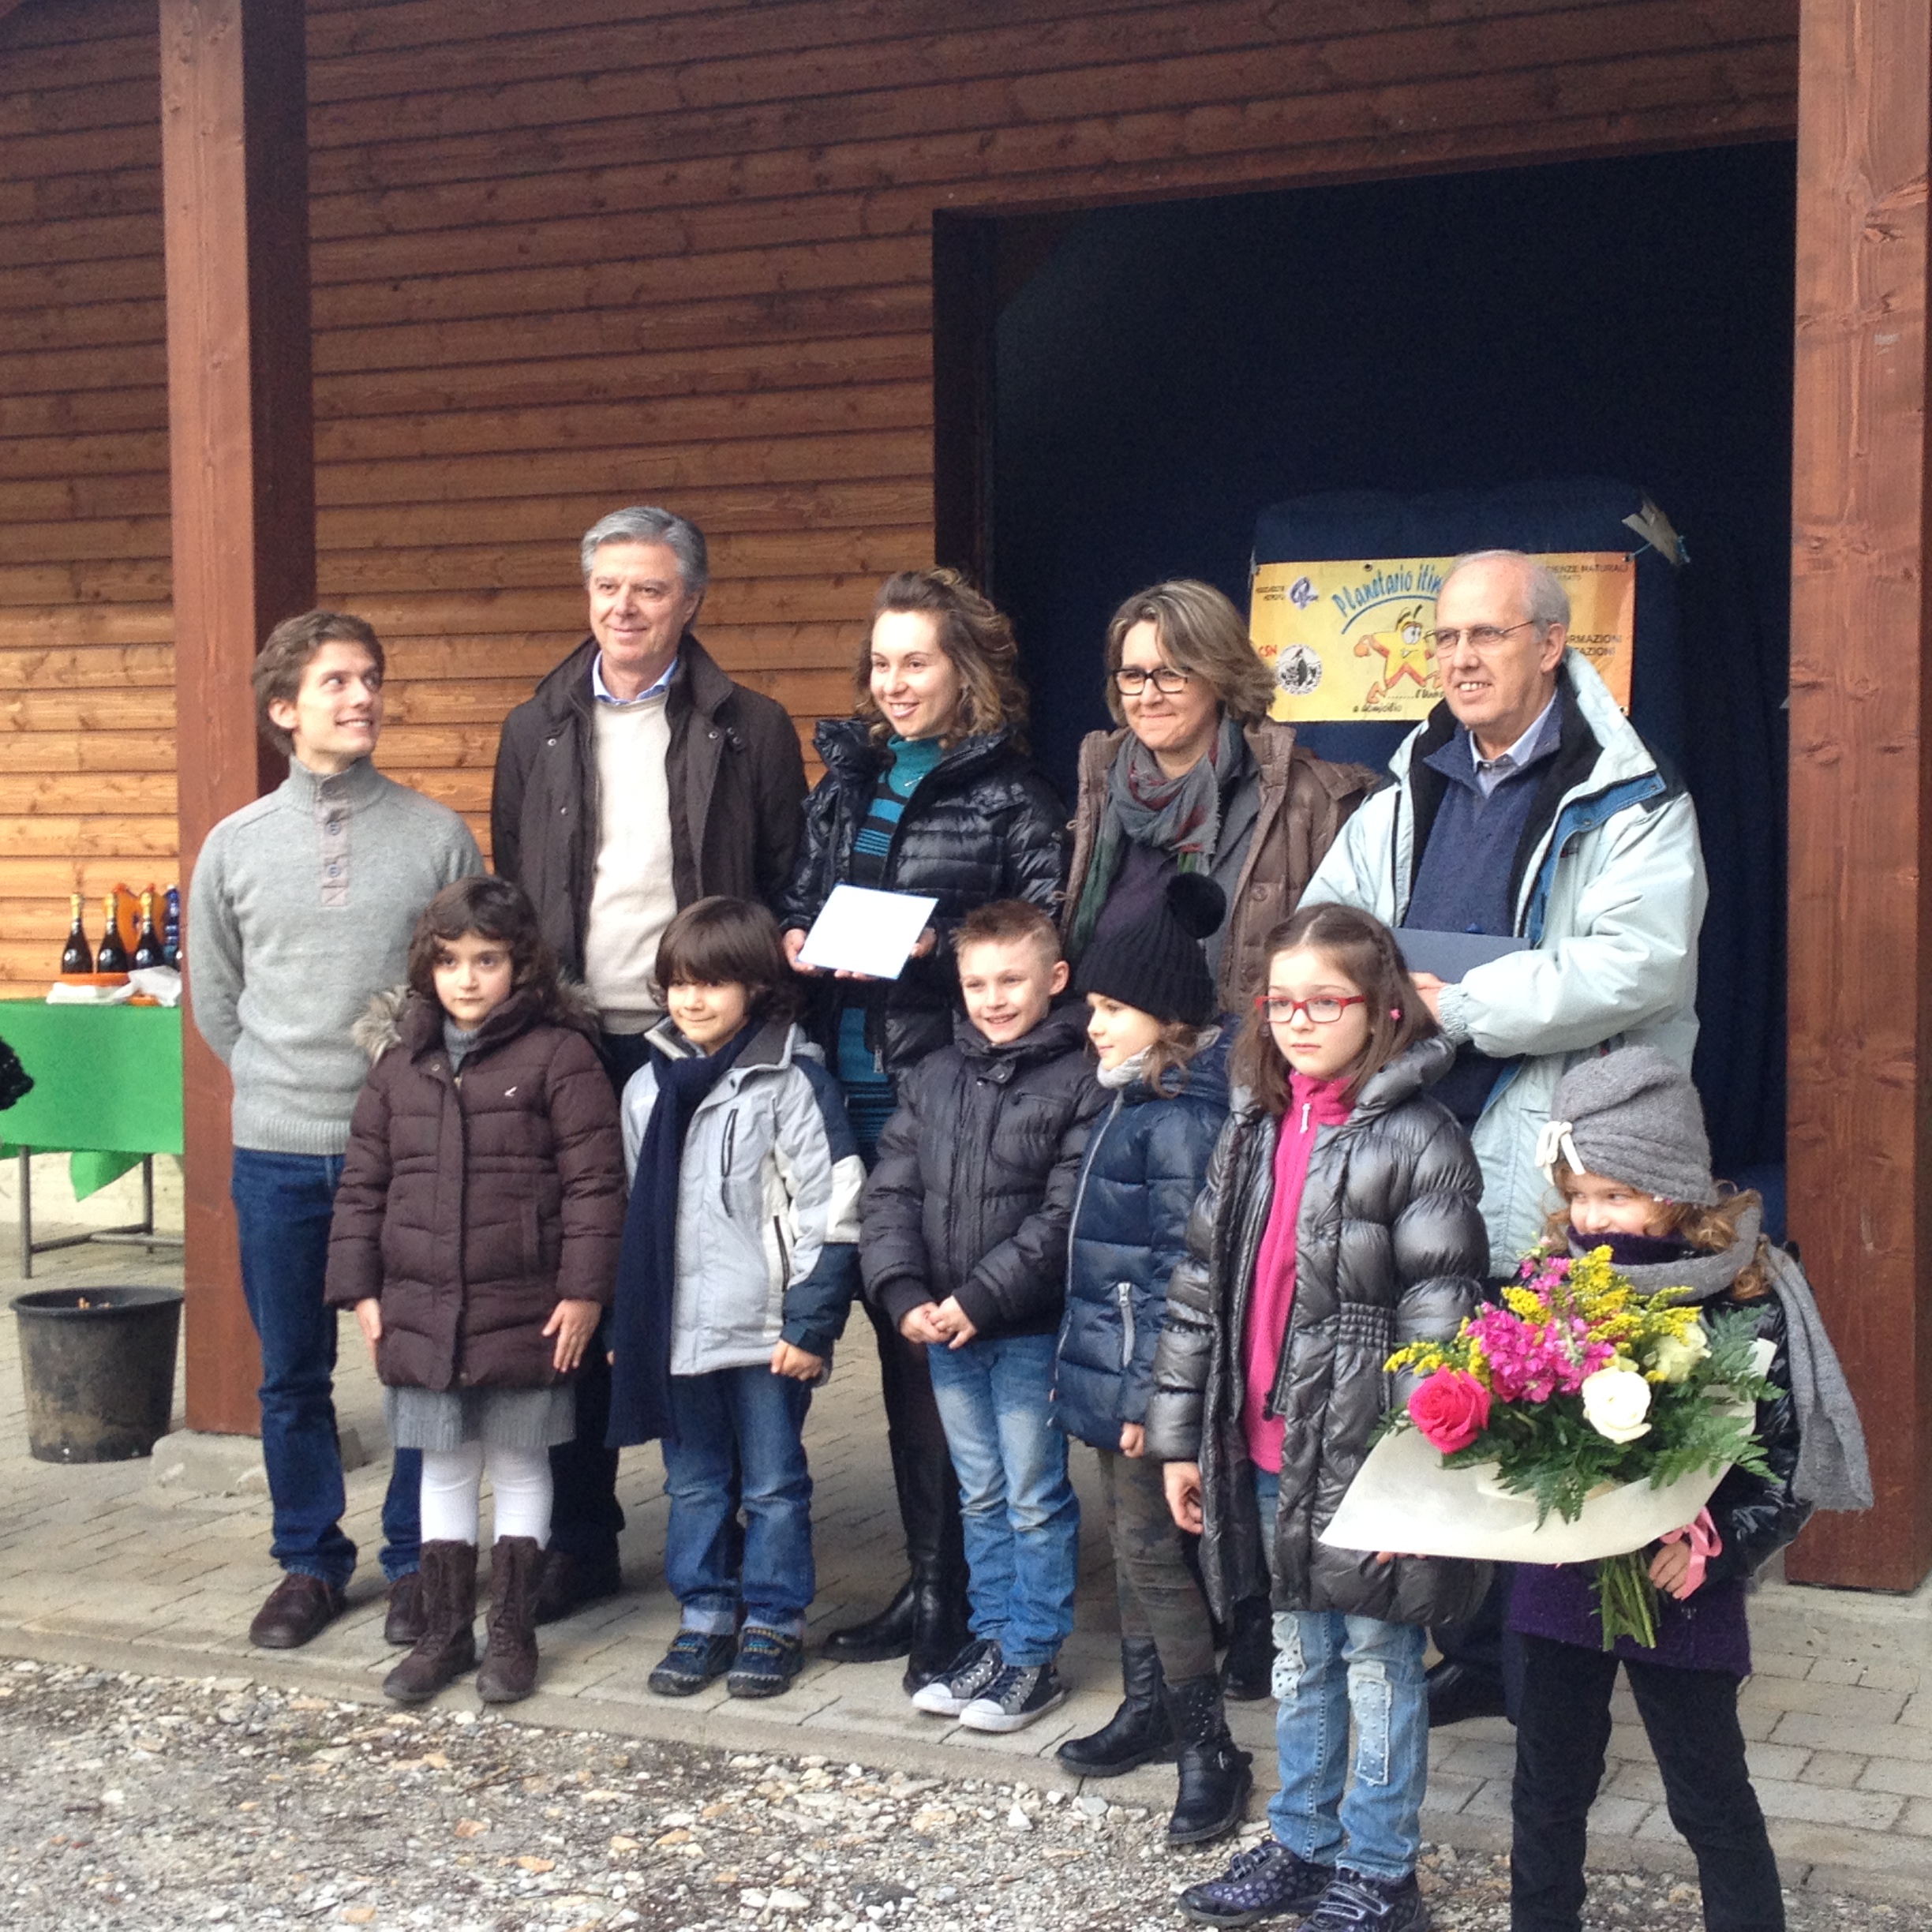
[11, 1285, 183, 1462]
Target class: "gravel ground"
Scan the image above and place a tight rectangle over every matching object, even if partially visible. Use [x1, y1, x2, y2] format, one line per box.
[0, 1660, 1904, 1931]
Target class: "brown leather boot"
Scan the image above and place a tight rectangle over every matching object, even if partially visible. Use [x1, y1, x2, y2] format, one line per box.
[381, 1541, 478, 1706]
[476, 1537, 546, 1705]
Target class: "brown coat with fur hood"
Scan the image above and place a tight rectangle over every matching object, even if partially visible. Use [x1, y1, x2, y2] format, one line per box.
[324, 980, 625, 1391]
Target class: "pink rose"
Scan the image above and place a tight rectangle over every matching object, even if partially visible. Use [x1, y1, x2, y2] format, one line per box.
[1409, 1369, 1492, 1454]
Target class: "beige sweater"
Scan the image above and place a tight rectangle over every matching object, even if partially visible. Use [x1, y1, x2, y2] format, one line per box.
[582, 695, 676, 1032]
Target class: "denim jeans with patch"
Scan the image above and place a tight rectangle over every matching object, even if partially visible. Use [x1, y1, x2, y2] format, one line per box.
[926, 1332, 1079, 1668]
[1254, 1464, 1429, 1881]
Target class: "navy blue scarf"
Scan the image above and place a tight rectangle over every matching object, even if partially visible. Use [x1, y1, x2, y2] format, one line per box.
[605, 1026, 751, 1448]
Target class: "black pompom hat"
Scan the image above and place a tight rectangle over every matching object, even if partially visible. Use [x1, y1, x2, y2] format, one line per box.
[1074, 872, 1226, 1027]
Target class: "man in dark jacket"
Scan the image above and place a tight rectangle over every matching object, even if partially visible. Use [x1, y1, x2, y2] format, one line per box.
[861, 901, 1107, 1734]
[490, 504, 808, 1620]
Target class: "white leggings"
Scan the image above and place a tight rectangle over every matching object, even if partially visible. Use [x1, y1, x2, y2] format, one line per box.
[418, 1441, 554, 1547]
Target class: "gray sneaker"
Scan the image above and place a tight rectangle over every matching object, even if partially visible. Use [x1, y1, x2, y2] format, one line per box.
[910, 1638, 1004, 1716]
[959, 1659, 1069, 1733]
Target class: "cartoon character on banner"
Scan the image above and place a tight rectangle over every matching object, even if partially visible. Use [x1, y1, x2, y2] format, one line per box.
[1354, 605, 1437, 709]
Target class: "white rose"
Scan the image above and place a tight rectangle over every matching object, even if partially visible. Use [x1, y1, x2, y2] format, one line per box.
[1648, 1326, 1709, 1384]
[1580, 1366, 1653, 1443]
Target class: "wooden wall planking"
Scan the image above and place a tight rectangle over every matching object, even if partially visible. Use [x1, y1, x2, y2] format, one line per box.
[1, 0, 1799, 994]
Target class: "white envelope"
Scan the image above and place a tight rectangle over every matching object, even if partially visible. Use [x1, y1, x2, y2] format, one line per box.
[797, 884, 941, 979]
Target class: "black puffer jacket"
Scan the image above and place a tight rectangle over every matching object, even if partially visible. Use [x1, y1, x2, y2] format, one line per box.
[1144, 1035, 1491, 1627]
[860, 1004, 1106, 1339]
[776, 717, 1069, 1076]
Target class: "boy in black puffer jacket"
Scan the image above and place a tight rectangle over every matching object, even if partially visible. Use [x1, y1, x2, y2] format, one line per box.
[862, 900, 1106, 1732]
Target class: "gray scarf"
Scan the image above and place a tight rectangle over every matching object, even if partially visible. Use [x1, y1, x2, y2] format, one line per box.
[1576, 1204, 1873, 1511]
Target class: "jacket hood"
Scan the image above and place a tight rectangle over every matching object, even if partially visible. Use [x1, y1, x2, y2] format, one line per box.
[814, 714, 1028, 787]
[1118, 1021, 1234, 1111]
[353, 977, 602, 1063]
[1350, 1033, 1459, 1118]
[951, 998, 1093, 1070]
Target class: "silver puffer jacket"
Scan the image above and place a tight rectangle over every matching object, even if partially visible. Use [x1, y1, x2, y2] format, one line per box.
[1145, 1035, 1492, 1627]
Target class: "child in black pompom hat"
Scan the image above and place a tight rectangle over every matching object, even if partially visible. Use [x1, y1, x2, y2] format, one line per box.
[1054, 875, 1252, 1845]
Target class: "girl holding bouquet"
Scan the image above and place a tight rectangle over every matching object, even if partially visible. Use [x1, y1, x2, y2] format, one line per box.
[1510, 1046, 1870, 1932]
[1147, 904, 1489, 1932]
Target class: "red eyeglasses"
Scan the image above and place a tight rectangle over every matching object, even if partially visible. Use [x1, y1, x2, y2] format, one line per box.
[1253, 993, 1369, 1025]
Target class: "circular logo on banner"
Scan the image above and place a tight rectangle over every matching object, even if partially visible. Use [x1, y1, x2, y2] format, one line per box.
[1275, 644, 1324, 696]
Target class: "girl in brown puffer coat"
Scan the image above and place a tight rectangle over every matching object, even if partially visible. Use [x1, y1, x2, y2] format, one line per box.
[326, 877, 624, 1708]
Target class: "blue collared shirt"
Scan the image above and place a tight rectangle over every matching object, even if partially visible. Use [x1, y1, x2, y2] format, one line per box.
[590, 651, 679, 707]
[1470, 691, 1559, 799]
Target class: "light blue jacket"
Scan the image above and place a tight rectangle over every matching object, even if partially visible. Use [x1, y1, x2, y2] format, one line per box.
[1301, 650, 1707, 1269]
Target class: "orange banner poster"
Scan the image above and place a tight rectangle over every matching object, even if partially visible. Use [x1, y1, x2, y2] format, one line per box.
[1249, 553, 1636, 723]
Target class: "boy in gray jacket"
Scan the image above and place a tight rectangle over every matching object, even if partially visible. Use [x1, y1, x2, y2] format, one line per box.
[188, 611, 483, 1651]
[606, 897, 863, 1700]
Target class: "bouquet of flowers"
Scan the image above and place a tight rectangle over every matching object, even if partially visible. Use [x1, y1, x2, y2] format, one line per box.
[1378, 1245, 1777, 1648]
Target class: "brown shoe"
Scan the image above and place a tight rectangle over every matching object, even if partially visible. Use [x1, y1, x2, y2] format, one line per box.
[382, 1541, 478, 1706]
[249, 1572, 346, 1650]
[476, 1537, 546, 1705]
[384, 1571, 426, 1646]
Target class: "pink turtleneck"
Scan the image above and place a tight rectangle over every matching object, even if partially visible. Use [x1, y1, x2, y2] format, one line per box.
[1241, 1070, 1355, 1472]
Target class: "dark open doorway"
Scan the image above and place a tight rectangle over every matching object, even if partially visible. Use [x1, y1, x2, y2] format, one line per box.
[935, 142, 1796, 1183]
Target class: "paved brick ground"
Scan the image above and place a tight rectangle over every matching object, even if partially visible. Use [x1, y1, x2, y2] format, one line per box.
[1, 1238, 1928, 1907]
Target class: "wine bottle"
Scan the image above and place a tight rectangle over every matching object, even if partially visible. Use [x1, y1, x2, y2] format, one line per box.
[161, 884, 181, 969]
[60, 892, 92, 975]
[131, 889, 163, 971]
[95, 893, 129, 975]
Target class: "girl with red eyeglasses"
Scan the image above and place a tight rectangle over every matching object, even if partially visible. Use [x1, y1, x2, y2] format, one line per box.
[1145, 901, 1488, 1932]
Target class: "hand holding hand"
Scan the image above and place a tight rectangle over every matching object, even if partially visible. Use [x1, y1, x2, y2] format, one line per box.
[543, 1297, 602, 1373]
[899, 1303, 951, 1346]
[1165, 1460, 1204, 1534]
[770, 1340, 825, 1382]
[933, 1297, 979, 1349]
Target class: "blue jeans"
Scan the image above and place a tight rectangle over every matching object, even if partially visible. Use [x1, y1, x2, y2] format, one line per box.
[230, 1149, 421, 1589]
[661, 1366, 814, 1636]
[926, 1332, 1079, 1668]
[1254, 1465, 1428, 1882]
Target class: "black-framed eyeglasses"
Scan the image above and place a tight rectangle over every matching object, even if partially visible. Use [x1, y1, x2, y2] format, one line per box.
[1424, 620, 1541, 653]
[1253, 993, 1369, 1025]
[1113, 665, 1196, 695]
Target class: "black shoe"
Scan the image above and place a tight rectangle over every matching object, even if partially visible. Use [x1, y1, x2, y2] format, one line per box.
[1221, 1593, 1275, 1702]
[1178, 1842, 1335, 1927]
[1057, 1637, 1174, 1777]
[902, 1575, 971, 1692]
[1163, 1673, 1254, 1846]
[823, 1578, 918, 1663]
[727, 1627, 806, 1699]
[533, 1548, 622, 1627]
[1425, 1659, 1507, 1728]
[1303, 1870, 1429, 1931]
[648, 1629, 736, 1697]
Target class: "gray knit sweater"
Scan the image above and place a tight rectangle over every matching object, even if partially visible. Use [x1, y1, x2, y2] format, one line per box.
[187, 758, 484, 1155]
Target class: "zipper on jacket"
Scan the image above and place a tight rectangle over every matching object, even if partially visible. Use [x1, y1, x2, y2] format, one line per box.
[1066, 1092, 1123, 1256]
[773, 1216, 792, 1285]
[720, 1106, 739, 1215]
[1115, 1280, 1136, 1372]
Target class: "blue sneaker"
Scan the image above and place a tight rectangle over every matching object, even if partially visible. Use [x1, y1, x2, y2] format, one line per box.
[1302, 1870, 1428, 1932]
[648, 1628, 736, 1697]
[1178, 1841, 1337, 1926]
[909, 1638, 1003, 1716]
[727, 1627, 805, 1699]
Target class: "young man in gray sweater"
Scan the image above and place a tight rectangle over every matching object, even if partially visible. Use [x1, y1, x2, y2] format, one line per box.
[188, 612, 483, 1649]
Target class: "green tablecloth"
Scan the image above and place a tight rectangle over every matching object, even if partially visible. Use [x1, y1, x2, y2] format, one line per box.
[0, 1001, 184, 1198]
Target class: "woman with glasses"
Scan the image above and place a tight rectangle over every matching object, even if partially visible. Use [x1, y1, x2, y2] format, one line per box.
[1064, 579, 1376, 1028]
[776, 566, 1069, 1694]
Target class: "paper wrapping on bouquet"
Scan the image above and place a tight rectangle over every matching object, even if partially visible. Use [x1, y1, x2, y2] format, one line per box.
[1249, 552, 1635, 724]
[1316, 1423, 1726, 1566]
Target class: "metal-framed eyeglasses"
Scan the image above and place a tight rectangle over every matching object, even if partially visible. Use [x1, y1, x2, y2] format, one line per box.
[1113, 665, 1196, 695]
[1253, 993, 1370, 1026]
[1423, 620, 1543, 653]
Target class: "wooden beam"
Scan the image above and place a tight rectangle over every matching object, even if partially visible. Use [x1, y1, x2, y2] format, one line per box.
[1784, 0, 1932, 1589]
[160, 0, 313, 1436]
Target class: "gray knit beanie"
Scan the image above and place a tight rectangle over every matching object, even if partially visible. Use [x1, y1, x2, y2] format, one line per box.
[1539, 1046, 1718, 1206]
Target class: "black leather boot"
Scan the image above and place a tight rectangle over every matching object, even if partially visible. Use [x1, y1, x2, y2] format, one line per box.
[1220, 1593, 1275, 1702]
[824, 1576, 919, 1664]
[1164, 1673, 1254, 1845]
[902, 1567, 972, 1692]
[1057, 1638, 1175, 1777]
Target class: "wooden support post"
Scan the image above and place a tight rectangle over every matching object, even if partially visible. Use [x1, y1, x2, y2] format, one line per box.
[161, 0, 314, 1436]
[1784, 0, 1932, 1588]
